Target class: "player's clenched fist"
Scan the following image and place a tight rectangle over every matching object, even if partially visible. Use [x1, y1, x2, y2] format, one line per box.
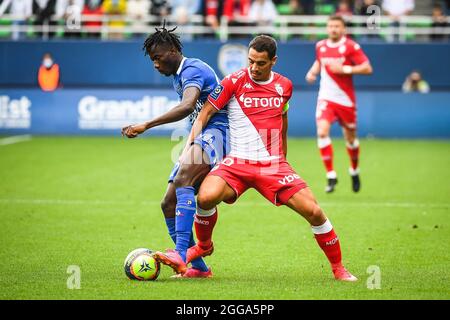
[121, 123, 146, 138]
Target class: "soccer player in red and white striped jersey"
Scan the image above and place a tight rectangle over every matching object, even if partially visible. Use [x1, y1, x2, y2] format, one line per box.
[306, 15, 373, 193]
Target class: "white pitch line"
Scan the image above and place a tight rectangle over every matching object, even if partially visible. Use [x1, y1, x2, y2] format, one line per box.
[0, 198, 448, 209]
[0, 135, 32, 146]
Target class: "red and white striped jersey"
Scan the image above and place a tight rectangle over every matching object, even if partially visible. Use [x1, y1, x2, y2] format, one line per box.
[316, 37, 369, 107]
[208, 68, 293, 161]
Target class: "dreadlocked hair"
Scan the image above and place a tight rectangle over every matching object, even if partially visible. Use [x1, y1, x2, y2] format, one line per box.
[143, 20, 182, 56]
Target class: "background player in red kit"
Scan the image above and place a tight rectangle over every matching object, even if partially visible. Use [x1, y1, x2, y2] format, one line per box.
[306, 15, 373, 193]
[167, 35, 357, 281]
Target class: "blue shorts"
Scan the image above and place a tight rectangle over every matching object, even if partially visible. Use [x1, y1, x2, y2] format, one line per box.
[168, 123, 229, 184]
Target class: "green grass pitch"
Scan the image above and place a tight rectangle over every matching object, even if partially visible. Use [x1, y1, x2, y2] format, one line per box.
[0, 136, 449, 300]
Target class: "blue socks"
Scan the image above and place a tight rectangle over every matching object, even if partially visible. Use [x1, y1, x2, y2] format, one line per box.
[165, 187, 208, 272]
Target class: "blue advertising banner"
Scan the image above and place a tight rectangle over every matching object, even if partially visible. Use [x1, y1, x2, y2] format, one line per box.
[0, 88, 187, 136]
[0, 88, 449, 138]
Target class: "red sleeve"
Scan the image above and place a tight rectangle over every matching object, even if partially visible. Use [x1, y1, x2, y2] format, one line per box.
[207, 76, 236, 111]
[348, 42, 369, 65]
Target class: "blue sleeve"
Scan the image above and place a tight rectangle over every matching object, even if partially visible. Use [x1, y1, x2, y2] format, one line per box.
[181, 65, 205, 93]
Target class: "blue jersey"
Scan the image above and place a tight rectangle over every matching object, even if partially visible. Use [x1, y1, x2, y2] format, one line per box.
[172, 57, 228, 127]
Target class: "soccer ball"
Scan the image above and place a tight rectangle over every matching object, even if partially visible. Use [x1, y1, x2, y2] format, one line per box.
[124, 248, 160, 281]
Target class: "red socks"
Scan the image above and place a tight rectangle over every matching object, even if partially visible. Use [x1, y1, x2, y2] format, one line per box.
[194, 207, 218, 249]
[312, 220, 342, 265]
[318, 137, 335, 175]
[346, 139, 360, 171]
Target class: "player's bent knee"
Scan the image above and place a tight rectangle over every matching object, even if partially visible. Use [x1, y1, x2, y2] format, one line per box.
[309, 205, 326, 224]
[197, 191, 220, 211]
[172, 171, 190, 188]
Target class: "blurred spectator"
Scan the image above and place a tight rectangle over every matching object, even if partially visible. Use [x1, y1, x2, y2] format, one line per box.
[272, 0, 301, 15]
[127, 0, 150, 36]
[224, 0, 251, 25]
[355, 0, 381, 41]
[355, 0, 380, 15]
[204, 0, 251, 36]
[299, 0, 315, 14]
[437, 0, 450, 15]
[402, 71, 430, 93]
[150, 0, 171, 24]
[248, 0, 278, 26]
[204, 0, 220, 32]
[38, 53, 61, 92]
[33, 0, 57, 38]
[335, 0, 353, 21]
[382, 0, 414, 42]
[82, 0, 103, 38]
[0, 0, 32, 40]
[56, 0, 84, 17]
[431, 3, 448, 41]
[171, 0, 201, 25]
[56, 0, 84, 38]
[102, 0, 126, 40]
[382, 0, 414, 22]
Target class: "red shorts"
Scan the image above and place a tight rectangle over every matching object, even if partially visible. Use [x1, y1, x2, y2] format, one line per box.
[316, 99, 357, 129]
[208, 157, 308, 206]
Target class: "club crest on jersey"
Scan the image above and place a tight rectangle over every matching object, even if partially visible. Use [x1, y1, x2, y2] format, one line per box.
[275, 83, 283, 96]
[210, 84, 224, 100]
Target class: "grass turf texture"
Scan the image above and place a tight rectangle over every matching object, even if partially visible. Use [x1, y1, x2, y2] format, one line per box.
[0, 136, 449, 300]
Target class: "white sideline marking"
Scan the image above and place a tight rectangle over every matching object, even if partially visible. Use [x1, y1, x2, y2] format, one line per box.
[0, 198, 448, 209]
[0, 135, 32, 146]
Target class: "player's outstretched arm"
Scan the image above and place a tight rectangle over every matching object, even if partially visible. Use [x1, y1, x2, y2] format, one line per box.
[121, 87, 201, 138]
[306, 60, 321, 84]
[180, 101, 218, 157]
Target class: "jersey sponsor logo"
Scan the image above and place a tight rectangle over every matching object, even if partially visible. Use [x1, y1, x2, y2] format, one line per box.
[0, 95, 31, 129]
[275, 83, 284, 96]
[278, 174, 300, 185]
[210, 84, 224, 100]
[320, 57, 346, 65]
[239, 93, 284, 109]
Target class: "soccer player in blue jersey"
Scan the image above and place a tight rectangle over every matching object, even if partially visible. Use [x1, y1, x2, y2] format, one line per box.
[121, 23, 228, 278]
